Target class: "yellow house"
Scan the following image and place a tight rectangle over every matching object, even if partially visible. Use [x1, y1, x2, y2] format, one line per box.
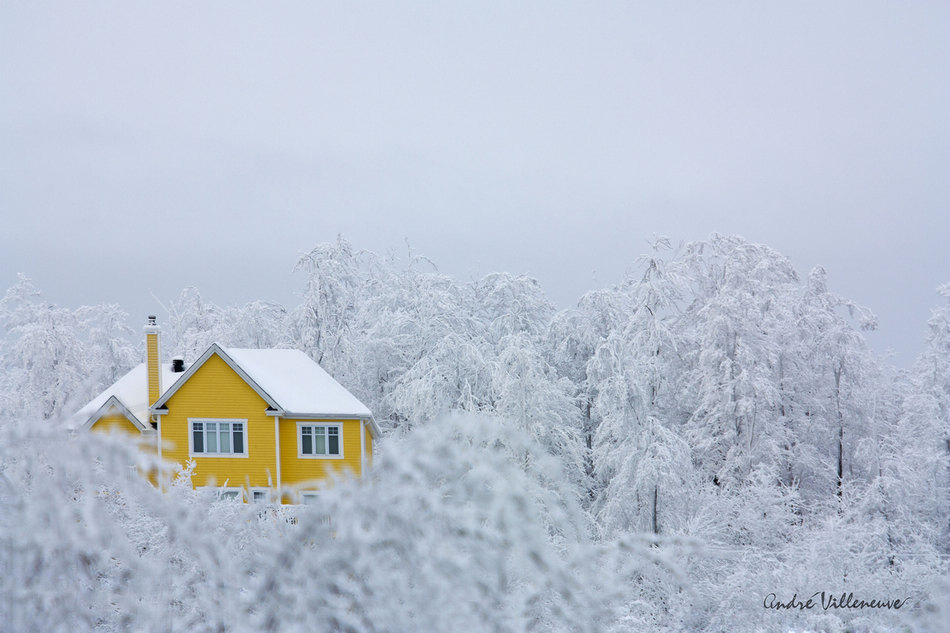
[76, 316, 378, 503]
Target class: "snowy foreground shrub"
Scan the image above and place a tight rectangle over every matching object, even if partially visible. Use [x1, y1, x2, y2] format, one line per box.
[1, 414, 946, 632]
[250, 414, 613, 633]
[0, 415, 671, 633]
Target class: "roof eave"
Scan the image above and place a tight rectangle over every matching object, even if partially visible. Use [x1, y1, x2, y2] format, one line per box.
[278, 412, 381, 437]
[82, 395, 148, 432]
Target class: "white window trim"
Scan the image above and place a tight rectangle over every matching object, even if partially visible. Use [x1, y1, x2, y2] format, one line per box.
[250, 488, 271, 504]
[300, 491, 320, 505]
[188, 418, 249, 458]
[296, 422, 344, 459]
[198, 486, 244, 502]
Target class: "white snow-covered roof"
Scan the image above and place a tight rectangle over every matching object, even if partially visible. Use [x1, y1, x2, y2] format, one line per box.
[223, 348, 372, 418]
[74, 362, 183, 429]
[77, 345, 376, 435]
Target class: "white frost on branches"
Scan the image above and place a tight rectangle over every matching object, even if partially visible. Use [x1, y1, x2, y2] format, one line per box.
[1, 234, 947, 632]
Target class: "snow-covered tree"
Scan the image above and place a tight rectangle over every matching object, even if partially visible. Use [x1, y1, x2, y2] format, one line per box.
[676, 236, 802, 488]
[547, 287, 632, 499]
[491, 332, 586, 495]
[290, 235, 368, 373]
[590, 237, 690, 532]
[788, 265, 880, 502]
[0, 275, 137, 420]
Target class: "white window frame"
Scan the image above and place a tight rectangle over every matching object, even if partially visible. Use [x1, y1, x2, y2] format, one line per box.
[296, 422, 343, 459]
[197, 486, 244, 502]
[198, 486, 272, 504]
[250, 489, 270, 504]
[189, 418, 249, 458]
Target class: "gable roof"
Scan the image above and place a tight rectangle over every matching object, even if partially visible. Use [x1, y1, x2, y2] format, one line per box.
[76, 343, 377, 436]
[152, 345, 377, 433]
[74, 362, 182, 429]
[225, 348, 372, 418]
[82, 395, 150, 432]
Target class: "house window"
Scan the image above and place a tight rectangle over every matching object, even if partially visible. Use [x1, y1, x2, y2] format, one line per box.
[190, 419, 247, 457]
[197, 487, 269, 504]
[298, 423, 342, 458]
[251, 490, 269, 504]
[197, 487, 244, 502]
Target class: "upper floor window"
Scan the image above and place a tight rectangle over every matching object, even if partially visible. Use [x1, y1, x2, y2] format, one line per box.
[298, 423, 341, 458]
[190, 419, 247, 457]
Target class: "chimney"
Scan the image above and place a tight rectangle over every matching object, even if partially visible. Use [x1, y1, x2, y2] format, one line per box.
[171, 357, 185, 373]
[144, 315, 162, 407]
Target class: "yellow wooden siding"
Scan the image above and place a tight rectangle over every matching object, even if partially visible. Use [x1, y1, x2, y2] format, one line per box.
[146, 331, 161, 406]
[91, 412, 141, 436]
[161, 353, 276, 490]
[90, 412, 160, 482]
[279, 419, 363, 490]
[366, 431, 373, 468]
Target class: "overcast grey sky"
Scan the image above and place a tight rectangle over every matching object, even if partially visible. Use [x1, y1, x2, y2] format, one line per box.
[1, 2, 947, 366]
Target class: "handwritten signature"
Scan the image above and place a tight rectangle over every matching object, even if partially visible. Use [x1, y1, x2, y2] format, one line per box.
[763, 592, 910, 610]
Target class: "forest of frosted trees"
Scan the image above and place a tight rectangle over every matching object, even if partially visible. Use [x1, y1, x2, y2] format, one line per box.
[1, 234, 948, 632]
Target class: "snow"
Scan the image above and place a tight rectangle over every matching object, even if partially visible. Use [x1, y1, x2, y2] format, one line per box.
[73, 362, 183, 428]
[74, 348, 373, 431]
[5, 235, 948, 633]
[224, 347, 372, 418]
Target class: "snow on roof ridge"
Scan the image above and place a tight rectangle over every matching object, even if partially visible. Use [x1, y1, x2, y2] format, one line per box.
[73, 361, 181, 428]
[75, 346, 373, 430]
[222, 347, 372, 417]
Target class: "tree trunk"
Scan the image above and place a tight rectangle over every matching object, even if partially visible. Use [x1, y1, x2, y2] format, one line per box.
[652, 484, 659, 535]
[584, 398, 595, 502]
[835, 364, 844, 499]
[837, 425, 844, 499]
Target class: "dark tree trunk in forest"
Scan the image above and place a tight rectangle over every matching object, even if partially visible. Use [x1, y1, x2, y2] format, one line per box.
[584, 398, 595, 502]
[837, 425, 844, 499]
[652, 485, 659, 535]
[835, 364, 844, 499]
